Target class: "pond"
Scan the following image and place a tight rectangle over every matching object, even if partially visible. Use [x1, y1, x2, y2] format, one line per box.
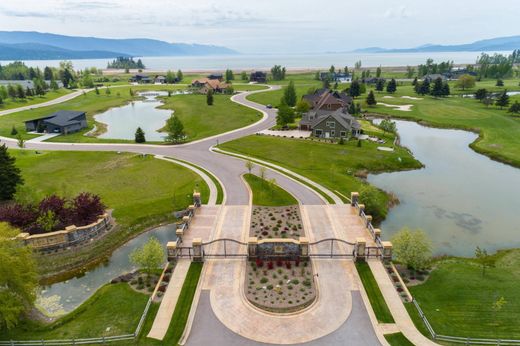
[367, 120, 520, 257]
[37, 224, 178, 315]
[95, 91, 181, 141]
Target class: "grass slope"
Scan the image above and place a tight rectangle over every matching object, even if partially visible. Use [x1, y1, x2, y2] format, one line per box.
[408, 249, 520, 339]
[243, 173, 298, 206]
[384, 332, 415, 346]
[0, 283, 149, 340]
[12, 150, 208, 275]
[356, 261, 394, 323]
[0, 89, 72, 111]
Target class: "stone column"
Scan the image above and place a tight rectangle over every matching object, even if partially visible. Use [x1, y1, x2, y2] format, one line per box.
[248, 237, 258, 259]
[299, 237, 309, 260]
[358, 203, 365, 216]
[365, 215, 373, 228]
[374, 228, 381, 241]
[193, 192, 201, 207]
[192, 238, 203, 262]
[167, 241, 177, 261]
[176, 225, 184, 245]
[188, 204, 196, 216]
[182, 215, 190, 228]
[381, 241, 393, 261]
[355, 238, 366, 262]
[351, 192, 359, 207]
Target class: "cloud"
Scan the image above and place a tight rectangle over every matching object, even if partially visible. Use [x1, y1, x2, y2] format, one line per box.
[0, 8, 53, 18]
[383, 6, 412, 19]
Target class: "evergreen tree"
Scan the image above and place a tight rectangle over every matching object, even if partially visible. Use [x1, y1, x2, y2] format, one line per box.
[10, 126, 17, 136]
[314, 71, 320, 81]
[431, 77, 444, 98]
[412, 77, 418, 86]
[176, 70, 184, 82]
[16, 85, 25, 99]
[376, 66, 382, 78]
[441, 82, 450, 97]
[416, 80, 430, 95]
[495, 90, 510, 109]
[475, 88, 488, 102]
[165, 115, 185, 143]
[225, 69, 234, 82]
[25, 87, 33, 97]
[375, 79, 385, 92]
[95, 86, 99, 95]
[44, 66, 54, 80]
[323, 78, 331, 89]
[496, 79, 504, 87]
[62, 68, 74, 88]
[241, 71, 248, 81]
[105, 87, 111, 95]
[135, 127, 146, 143]
[508, 101, 520, 114]
[0, 144, 24, 200]
[206, 89, 214, 105]
[386, 78, 397, 93]
[349, 80, 361, 98]
[366, 90, 377, 106]
[283, 81, 297, 106]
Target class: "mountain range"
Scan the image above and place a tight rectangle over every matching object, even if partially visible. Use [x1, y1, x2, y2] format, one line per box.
[354, 35, 520, 53]
[0, 31, 238, 60]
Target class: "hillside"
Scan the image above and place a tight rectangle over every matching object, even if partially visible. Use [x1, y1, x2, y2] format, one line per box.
[0, 42, 129, 60]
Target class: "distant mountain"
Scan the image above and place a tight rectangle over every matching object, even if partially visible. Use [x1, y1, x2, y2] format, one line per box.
[0, 31, 238, 60]
[353, 35, 520, 53]
[0, 42, 129, 60]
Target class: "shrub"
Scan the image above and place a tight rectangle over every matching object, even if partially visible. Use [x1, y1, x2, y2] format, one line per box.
[303, 279, 311, 287]
[256, 258, 264, 268]
[276, 259, 283, 267]
[260, 277, 268, 284]
[285, 261, 292, 269]
[291, 279, 299, 285]
[267, 261, 274, 270]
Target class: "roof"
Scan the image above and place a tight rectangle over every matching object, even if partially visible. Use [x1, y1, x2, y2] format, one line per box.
[25, 110, 86, 127]
[312, 108, 360, 130]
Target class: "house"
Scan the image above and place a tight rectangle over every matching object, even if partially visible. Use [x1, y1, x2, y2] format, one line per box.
[361, 77, 385, 85]
[319, 72, 352, 83]
[191, 78, 229, 93]
[154, 75, 167, 84]
[299, 108, 361, 138]
[129, 74, 152, 83]
[443, 69, 478, 80]
[422, 74, 447, 83]
[207, 73, 223, 81]
[25, 110, 87, 134]
[0, 80, 63, 89]
[302, 88, 352, 111]
[250, 71, 267, 83]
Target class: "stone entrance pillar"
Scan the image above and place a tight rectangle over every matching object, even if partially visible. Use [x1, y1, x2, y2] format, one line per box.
[192, 238, 203, 262]
[167, 241, 177, 261]
[193, 192, 201, 207]
[299, 237, 309, 260]
[381, 241, 393, 261]
[357, 203, 365, 216]
[365, 215, 373, 228]
[248, 237, 258, 259]
[351, 192, 359, 206]
[355, 238, 366, 262]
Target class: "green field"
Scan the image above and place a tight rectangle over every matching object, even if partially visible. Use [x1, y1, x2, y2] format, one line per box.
[407, 249, 520, 339]
[384, 332, 415, 346]
[0, 89, 72, 111]
[12, 150, 208, 275]
[158, 93, 262, 142]
[0, 283, 150, 340]
[243, 173, 298, 206]
[355, 261, 394, 323]
[219, 135, 421, 222]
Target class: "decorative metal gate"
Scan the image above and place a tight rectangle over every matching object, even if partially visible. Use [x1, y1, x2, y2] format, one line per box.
[202, 238, 248, 258]
[309, 238, 356, 258]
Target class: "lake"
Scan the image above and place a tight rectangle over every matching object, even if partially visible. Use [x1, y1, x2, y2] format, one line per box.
[95, 91, 173, 141]
[1, 51, 510, 71]
[368, 120, 520, 257]
[37, 224, 178, 315]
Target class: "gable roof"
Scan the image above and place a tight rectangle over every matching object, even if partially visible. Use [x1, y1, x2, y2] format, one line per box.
[309, 108, 360, 130]
[26, 110, 86, 127]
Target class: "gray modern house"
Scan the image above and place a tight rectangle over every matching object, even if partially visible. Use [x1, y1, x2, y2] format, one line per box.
[300, 108, 361, 139]
[25, 110, 87, 134]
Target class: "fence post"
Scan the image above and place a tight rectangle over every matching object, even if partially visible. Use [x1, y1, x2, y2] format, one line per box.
[299, 237, 309, 260]
[365, 215, 373, 228]
[374, 228, 381, 241]
[350, 192, 359, 206]
[381, 241, 393, 261]
[248, 237, 258, 259]
[176, 225, 184, 244]
[357, 204, 365, 216]
[355, 238, 366, 262]
[167, 241, 177, 261]
[193, 191, 201, 207]
[192, 238, 203, 262]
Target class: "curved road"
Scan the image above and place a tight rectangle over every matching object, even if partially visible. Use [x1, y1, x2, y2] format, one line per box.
[0, 85, 325, 205]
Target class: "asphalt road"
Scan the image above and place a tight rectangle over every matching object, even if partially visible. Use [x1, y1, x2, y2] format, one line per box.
[0, 86, 325, 205]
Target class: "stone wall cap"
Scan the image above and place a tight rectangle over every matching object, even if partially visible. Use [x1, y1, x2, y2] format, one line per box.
[299, 236, 309, 244]
[167, 241, 177, 247]
[192, 237, 202, 245]
[381, 241, 392, 247]
[258, 238, 299, 245]
[358, 203, 365, 209]
[248, 236, 258, 243]
[351, 192, 359, 196]
[356, 237, 367, 243]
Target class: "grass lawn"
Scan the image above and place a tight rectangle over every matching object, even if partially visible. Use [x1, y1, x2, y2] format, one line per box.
[134, 262, 203, 346]
[407, 249, 520, 339]
[355, 261, 394, 323]
[243, 173, 298, 206]
[12, 150, 208, 276]
[219, 135, 421, 222]
[384, 332, 415, 346]
[0, 283, 149, 340]
[0, 88, 72, 111]
[158, 93, 262, 142]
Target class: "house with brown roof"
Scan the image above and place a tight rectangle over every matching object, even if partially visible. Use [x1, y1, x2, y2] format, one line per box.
[299, 108, 361, 139]
[302, 88, 352, 111]
[191, 78, 229, 94]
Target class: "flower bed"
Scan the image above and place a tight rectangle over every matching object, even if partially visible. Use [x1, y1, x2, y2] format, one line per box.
[250, 206, 303, 240]
[245, 258, 316, 313]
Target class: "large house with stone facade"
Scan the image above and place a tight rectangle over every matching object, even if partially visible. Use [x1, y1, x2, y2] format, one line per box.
[299, 107, 361, 139]
[302, 88, 352, 111]
[191, 78, 229, 94]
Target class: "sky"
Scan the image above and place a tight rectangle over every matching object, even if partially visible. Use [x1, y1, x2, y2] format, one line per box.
[0, 0, 519, 54]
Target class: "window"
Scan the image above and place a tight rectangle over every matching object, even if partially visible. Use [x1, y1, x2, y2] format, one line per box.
[315, 129, 323, 136]
[326, 121, 335, 128]
[340, 131, 346, 137]
[331, 130, 335, 136]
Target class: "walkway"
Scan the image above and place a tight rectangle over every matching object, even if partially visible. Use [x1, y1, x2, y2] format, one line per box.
[147, 259, 191, 340]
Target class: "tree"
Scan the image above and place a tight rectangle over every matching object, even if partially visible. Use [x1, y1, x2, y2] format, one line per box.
[483, 96, 493, 108]
[7, 85, 16, 99]
[295, 99, 310, 116]
[412, 77, 418, 86]
[354, 60, 362, 69]
[283, 80, 297, 106]
[165, 115, 185, 143]
[416, 80, 430, 95]
[475, 246, 496, 276]
[259, 166, 267, 182]
[495, 90, 510, 109]
[496, 79, 504, 87]
[376, 66, 382, 78]
[455, 74, 476, 90]
[241, 71, 248, 81]
[406, 66, 416, 78]
[0, 222, 38, 330]
[386, 78, 397, 93]
[225, 69, 234, 82]
[44, 66, 54, 80]
[10, 126, 17, 136]
[135, 127, 146, 143]
[16, 135, 25, 149]
[391, 228, 432, 273]
[349, 80, 361, 98]
[375, 79, 385, 92]
[475, 88, 488, 102]
[366, 90, 377, 106]
[71, 193, 105, 226]
[16, 84, 25, 99]
[176, 70, 184, 82]
[276, 100, 295, 127]
[245, 160, 254, 174]
[224, 85, 234, 95]
[0, 144, 23, 201]
[270, 65, 286, 80]
[130, 237, 164, 278]
[431, 77, 444, 98]
[508, 101, 520, 114]
[95, 86, 99, 95]
[314, 71, 320, 81]
[165, 70, 175, 84]
[81, 74, 94, 88]
[206, 89, 214, 105]
[105, 87, 111, 95]
[379, 119, 396, 134]
[62, 68, 74, 88]
[441, 82, 450, 97]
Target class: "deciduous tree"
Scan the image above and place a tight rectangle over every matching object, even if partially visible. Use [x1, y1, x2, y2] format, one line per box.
[283, 80, 297, 106]
[475, 246, 496, 276]
[392, 228, 432, 272]
[130, 237, 164, 278]
[455, 74, 476, 90]
[165, 115, 185, 143]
